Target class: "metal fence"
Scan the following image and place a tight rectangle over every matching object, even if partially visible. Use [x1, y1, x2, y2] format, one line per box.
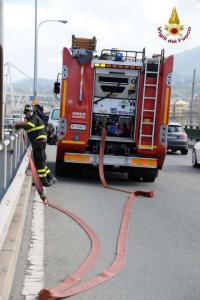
[170, 111, 200, 127]
[184, 126, 200, 139]
[0, 131, 27, 199]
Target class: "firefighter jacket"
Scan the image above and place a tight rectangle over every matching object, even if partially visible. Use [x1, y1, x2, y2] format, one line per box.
[15, 113, 47, 143]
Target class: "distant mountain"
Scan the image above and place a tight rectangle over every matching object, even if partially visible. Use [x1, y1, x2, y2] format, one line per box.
[173, 46, 200, 81]
[12, 77, 54, 93]
[11, 47, 200, 99]
[166, 47, 200, 98]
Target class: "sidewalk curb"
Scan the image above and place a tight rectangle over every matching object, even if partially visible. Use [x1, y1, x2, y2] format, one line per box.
[0, 173, 32, 300]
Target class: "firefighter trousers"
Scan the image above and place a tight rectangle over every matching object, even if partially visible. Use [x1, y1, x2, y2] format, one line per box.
[32, 141, 53, 183]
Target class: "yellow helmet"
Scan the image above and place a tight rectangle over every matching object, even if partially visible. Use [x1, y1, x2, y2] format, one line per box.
[32, 98, 39, 106]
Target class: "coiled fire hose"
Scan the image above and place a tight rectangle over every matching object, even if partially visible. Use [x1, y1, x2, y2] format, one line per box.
[28, 128, 153, 300]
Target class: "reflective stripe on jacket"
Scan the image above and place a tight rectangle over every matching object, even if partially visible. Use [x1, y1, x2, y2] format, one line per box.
[15, 113, 47, 143]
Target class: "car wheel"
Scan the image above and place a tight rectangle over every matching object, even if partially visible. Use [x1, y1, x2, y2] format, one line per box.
[181, 149, 188, 155]
[192, 150, 199, 167]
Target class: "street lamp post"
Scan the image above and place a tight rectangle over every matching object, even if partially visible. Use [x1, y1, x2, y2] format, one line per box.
[189, 68, 196, 127]
[0, 0, 4, 140]
[33, 17, 67, 98]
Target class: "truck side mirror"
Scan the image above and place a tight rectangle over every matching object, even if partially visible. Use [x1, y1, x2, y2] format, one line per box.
[54, 82, 60, 94]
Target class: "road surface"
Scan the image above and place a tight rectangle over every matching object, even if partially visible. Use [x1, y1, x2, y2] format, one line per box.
[10, 147, 200, 300]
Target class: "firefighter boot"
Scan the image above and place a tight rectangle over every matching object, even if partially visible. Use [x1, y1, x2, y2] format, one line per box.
[41, 177, 53, 187]
[47, 173, 58, 184]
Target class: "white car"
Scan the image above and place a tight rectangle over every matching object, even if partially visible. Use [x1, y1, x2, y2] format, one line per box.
[12, 113, 24, 122]
[48, 107, 60, 127]
[47, 107, 60, 144]
[192, 138, 200, 167]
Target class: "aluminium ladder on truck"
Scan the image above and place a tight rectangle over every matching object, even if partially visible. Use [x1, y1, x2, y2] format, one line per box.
[139, 57, 161, 150]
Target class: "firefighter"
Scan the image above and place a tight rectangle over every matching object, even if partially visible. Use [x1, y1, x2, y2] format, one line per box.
[32, 98, 48, 127]
[15, 104, 57, 187]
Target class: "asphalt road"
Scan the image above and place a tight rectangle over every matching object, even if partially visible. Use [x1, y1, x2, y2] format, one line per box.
[10, 147, 200, 300]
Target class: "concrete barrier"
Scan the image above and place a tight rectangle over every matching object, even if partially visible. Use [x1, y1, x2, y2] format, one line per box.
[0, 173, 32, 300]
[0, 150, 30, 251]
[0, 148, 32, 300]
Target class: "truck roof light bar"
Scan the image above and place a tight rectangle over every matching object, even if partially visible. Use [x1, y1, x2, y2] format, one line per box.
[94, 63, 142, 70]
[100, 48, 145, 62]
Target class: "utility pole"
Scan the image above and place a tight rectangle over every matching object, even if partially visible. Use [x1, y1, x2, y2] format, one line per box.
[172, 101, 176, 121]
[189, 68, 196, 127]
[0, 0, 4, 140]
[33, 0, 37, 98]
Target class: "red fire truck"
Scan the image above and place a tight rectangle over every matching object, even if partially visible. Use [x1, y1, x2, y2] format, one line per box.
[54, 36, 174, 182]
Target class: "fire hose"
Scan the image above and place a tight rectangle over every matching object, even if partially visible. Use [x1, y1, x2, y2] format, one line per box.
[28, 128, 153, 300]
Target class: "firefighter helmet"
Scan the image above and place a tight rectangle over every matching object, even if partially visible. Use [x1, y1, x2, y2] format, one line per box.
[32, 98, 39, 106]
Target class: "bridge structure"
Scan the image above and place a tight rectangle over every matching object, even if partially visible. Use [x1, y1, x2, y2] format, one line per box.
[4, 62, 57, 116]
[5, 90, 55, 115]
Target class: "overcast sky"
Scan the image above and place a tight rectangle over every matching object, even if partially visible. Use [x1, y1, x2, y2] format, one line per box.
[3, 0, 200, 81]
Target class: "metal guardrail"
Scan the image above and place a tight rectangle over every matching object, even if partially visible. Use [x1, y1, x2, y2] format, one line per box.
[0, 130, 27, 199]
[184, 126, 200, 139]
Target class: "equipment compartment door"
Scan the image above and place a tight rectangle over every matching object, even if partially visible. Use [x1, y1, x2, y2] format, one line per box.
[91, 68, 139, 140]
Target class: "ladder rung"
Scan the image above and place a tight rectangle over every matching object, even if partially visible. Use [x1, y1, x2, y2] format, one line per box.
[146, 71, 158, 74]
[144, 96, 156, 99]
[141, 134, 153, 137]
[147, 58, 160, 63]
[138, 145, 154, 150]
[143, 109, 155, 112]
[142, 122, 153, 125]
[145, 84, 157, 87]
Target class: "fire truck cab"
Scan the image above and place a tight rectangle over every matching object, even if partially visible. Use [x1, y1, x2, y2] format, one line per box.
[55, 36, 174, 182]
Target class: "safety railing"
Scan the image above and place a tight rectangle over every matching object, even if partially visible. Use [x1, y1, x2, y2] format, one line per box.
[184, 126, 200, 139]
[0, 131, 28, 200]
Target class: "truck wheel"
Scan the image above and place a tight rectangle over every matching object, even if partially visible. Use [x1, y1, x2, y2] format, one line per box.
[55, 161, 65, 177]
[142, 169, 158, 182]
[181, 149, 188, 155]
[142, 174, 156, 182]
[128, 170, 141, 181]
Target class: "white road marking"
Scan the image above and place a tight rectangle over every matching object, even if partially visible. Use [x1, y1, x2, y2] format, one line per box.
[22, 190, 45, 299]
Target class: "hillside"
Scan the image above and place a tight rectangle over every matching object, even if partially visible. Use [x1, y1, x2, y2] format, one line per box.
[13, 78, 54, 93]
[173, 46, 200, 81]
[11, 46, 200, 99]
[172, 46, 200, 98]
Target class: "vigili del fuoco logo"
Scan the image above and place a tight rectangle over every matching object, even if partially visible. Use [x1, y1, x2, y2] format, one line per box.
[158, 7, 191, 43]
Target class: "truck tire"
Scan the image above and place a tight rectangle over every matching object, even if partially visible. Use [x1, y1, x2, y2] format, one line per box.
[142, 174, 156, 182]
[55, 162, 80, 177]
[128, 169, 141, 181]
[142, 169, 158, 182]
[55, 161, 65, 177]
[171, 149, 177, 153]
